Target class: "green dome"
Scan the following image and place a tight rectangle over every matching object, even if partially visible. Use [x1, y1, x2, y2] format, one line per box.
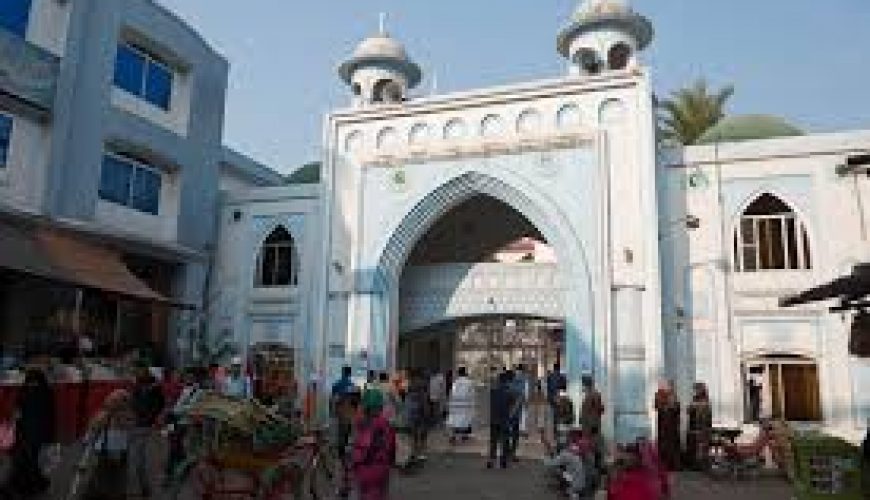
[696, 115, 804, 145]
[286, 162, 321, 185]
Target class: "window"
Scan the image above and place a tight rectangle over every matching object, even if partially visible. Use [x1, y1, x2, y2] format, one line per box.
[113, 43, 173, 110]
[608, 43, 632, 71]
[255, 226, 299, 288]
[733, 194, 811, 272]
[0, 114, 12, 169]
[99, 153, 162, 215]
[0, 0, 31, 38]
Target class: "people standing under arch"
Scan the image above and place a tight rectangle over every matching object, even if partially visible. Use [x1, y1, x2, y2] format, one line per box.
[653, 379, 681, 471]
[447, 366, 475, 444]
[488, 371, 516, 469]
[546, 363, 567, 436]
[405, 368, 430, 461]
[428, 370, 446, 427]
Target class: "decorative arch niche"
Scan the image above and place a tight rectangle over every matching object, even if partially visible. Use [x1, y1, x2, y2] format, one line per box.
[733, 193, 812, 272]
[255, 226, 300, 287]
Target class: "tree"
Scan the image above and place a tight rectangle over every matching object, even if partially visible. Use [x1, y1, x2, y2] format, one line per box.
[658, 79, 734, 146]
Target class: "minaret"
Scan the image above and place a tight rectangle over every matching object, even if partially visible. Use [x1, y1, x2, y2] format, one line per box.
[338, 17, 423, 108]
[556, 0, 653, 76]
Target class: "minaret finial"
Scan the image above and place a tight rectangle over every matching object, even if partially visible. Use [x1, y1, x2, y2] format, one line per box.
[379, 12, 387, 35]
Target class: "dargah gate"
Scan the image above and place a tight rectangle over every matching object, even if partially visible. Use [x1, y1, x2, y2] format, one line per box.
[213, 1, 667, 441]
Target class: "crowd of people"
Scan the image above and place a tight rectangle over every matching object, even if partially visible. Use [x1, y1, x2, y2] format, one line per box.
[4, 355, 869, 500]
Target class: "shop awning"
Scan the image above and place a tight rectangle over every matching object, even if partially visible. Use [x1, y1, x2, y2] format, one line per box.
[0, 222, 186, 307]
[779, 263, 870, 310]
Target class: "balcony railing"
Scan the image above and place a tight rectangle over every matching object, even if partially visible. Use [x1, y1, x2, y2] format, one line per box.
[0, 28, 59, 118]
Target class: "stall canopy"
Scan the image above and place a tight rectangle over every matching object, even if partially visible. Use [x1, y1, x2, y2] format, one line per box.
[780, 263, 870, 357]
[779, 264, 870, 311]
[0, 221, 188, 308]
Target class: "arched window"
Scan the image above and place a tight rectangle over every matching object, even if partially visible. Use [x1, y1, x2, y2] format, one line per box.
[607, 43, 632, 71]
[733, 194, 811, 272]
[255, 226, 299, 287]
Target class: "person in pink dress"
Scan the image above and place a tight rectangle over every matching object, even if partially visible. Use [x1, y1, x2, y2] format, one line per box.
[608, 442, 663, 500]
[352, 389, 396, 500]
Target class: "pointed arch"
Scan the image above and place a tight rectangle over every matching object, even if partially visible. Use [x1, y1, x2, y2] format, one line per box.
[254, 225, 300, 287]
[733, 192, 811, 272]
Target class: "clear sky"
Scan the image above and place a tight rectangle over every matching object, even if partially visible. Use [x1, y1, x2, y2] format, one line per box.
[158, 0, 870, 174]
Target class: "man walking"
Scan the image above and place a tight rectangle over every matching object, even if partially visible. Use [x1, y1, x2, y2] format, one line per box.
[487, 371, 516, 469]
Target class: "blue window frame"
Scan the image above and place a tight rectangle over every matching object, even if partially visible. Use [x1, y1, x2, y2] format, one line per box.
[0, 0, 32, 38]
[99, 153, 162, 215]
[112, 43, 174, 110]
[0, 115, 11, 168]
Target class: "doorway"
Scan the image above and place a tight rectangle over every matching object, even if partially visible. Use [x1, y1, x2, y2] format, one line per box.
[746, 356, 822, 422]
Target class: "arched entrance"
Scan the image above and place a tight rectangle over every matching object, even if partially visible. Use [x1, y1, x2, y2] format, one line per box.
[359, 171, 595, 391]
[396, 193, 566, 379]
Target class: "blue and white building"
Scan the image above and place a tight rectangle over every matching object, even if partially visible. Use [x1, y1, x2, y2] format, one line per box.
[0, 0, 281, 364]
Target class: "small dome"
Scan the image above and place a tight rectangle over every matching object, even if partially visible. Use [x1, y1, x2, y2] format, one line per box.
[286, 162, 320, 185]
[339, 34, 422, 88]
[575, 0, 630, 21]
[558, 0, 653, 57]
[696, 115, 804, 145]
[353, 35, 409, 62]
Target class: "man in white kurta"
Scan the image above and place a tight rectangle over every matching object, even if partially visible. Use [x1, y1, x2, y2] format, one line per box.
[447, 367, 475, 443]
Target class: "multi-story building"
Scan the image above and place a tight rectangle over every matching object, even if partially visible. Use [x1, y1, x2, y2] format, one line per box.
[0, 0, 281, 364]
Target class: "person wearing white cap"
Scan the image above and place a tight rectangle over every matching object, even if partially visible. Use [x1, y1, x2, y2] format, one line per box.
[222, 356, 252, 399]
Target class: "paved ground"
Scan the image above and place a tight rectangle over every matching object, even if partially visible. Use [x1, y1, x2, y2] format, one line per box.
[390, 432, 796, 500]
[2, 430, 796, 499]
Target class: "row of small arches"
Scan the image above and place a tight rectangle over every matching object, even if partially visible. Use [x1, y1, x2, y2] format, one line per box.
[345, 99, 627, 153]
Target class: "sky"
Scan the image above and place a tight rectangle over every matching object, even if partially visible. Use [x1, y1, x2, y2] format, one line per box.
[158, 0, 870, 174]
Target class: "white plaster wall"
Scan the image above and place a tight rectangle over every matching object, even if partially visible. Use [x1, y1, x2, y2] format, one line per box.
[211, 186, 325, 381]
[27, 0, 72, 57]
[663, 130, 870, 433]
[0, 113, 52, 212]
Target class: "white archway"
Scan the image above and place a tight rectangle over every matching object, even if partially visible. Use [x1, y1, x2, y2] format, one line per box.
[361, 171, 598, 383]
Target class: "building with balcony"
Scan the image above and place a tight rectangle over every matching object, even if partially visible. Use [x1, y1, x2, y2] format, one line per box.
[0, 0, 282, 366]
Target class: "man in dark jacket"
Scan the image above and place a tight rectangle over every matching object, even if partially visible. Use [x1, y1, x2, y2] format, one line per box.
[487, 371, 517, 469]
